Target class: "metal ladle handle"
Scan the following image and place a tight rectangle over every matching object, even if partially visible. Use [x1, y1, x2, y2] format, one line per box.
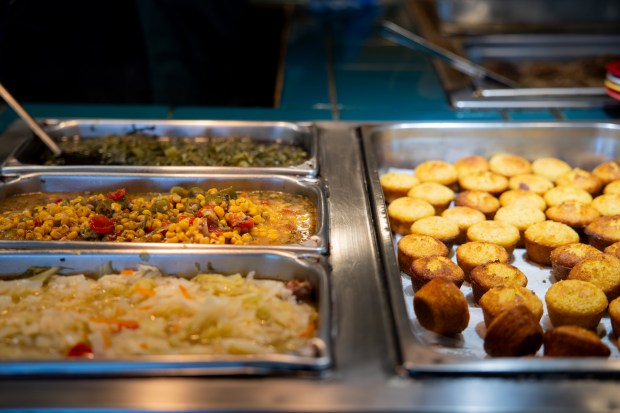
[380, 21, 522, 89]
[0, 82, 62, 156]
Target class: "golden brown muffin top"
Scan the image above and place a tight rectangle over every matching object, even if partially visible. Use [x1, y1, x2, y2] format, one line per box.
[470, 262, 528, 290]
[556, 168, 604, 195]
[410, 216, 460, 240]
[495, 206, 546, 231]
[414, 160, 458, 186]
[543, 325, 611, 358]
[550, 243, 604, 268]
[609, 296, 620, 320]
[544, 186, 593, 207]
[545, 279, 608, 316]
[467, 220, 520, 248]
[585, 215, 620, 242]
[489, 153, 532, 177]
[499, 189, 547, 211]
[387, 197, 435, 221]
[524, 221, 580, 247]
[604, 180, 620, 195]
[545, 201, 601, 227]
[604, 241, 620, 258]
[441, 206, 486, 230]
[407, 182, 454, 205]
[568, 254, 620, 299]
[454, 155, 489, 178]
[479, 285, 544, 322]
[380, 171, 418, 193]
[455, 190, 500, 215]
[398, 233, 449, 259]
[592, 194, 620, 217]
[532, 157, 572, 182]
[411, 255, 465, 283]
[593, 161, 620, 185]
[458, 171, 508, 194]
[456, 241, 510, 266]
[508, 174, 554, 195]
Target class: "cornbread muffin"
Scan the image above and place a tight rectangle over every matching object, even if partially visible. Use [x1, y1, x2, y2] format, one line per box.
[584, 215, 620, 250]
[455, 190, 500, 219]
[608, 296, 620, 340]
[380, 171, 419, 203]
[479, 286, 544, 327]
[550, 243, 604, 281]
[532, 157, 572, 182]
[604, 180, 620, 195]
[466, 220, 520, 255]
[454, 155, 489, 179]
[592, 194, 620, 216]
[410, 255, 465, 291]
[544, 186, 593, 208]
[458, 171, 508, 196]
[543, 325, 611, 358]
[556, 168, 604, 195]
[387, 197, 435, 235]
[489, 153, 532, 178]
[470, 262, 528, 303]
[397, 234, 449, 276]
[483, 305, 543, 357]
[407, 182, 455, 215]
[413, 278, 470, 336]
[414, 160, 458, 189]
[604, 241, 620, 258]
[494, 206, 546, 247]
[499, 189, 547, 211]
[455, 241, 510, 280]
[568, 254, 620, 301]
[592, 161, 620, 185]
[508, 174, 554, 195]
[545, 201, 601, 237]
[545, 279, 608, 330]
[410, 216, 460, 249]
[524, 221, 580, 266]
[441, 206, 486, 244]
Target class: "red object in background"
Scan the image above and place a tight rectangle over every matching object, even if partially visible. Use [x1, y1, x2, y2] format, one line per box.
[607, 61, 620, 78]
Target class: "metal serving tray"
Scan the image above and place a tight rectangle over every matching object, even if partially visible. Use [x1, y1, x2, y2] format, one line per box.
[0, 172, 328, 254]
[0, 119, 318, 176]
[0, 249, 331, 376]
[361, 121, 620, 376]
[408, 1, 620, 109]
[434, 0, 620, 35]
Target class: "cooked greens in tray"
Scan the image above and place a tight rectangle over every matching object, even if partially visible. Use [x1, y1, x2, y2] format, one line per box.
[43, 133, 309, 167]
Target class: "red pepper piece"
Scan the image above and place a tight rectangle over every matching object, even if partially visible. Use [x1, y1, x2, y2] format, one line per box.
[67, 342, 94, 358]
[107, 188, 126, 201]
[89, 214, 115, 234]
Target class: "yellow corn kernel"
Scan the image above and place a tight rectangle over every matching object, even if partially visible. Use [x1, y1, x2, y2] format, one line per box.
[223, 231, 234, 239]
[214, 206, 225, 218]
[196, 194, 205, 201]
[165, 231, 176, 239]
[166, 236, 179, 243]
[178, 220, 189, 231]
[136, 229, 145, 237]
[176, 203, 185, 212]
[207, 188, 218, 195]
[25, 232, 35, 240]
[50, 229, 63, 240]
[66, 231, 78, 240]
[115, 224, 124, 232]
[151, 233, 163, 242]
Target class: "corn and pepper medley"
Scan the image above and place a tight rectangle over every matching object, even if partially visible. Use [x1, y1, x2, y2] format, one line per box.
[0, 186, 316, 244]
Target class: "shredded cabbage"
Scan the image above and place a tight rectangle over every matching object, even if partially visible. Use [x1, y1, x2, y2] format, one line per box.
[0, 265, 318, 359]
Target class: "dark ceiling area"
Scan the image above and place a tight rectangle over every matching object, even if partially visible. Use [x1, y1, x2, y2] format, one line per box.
[0, 0, 285, 107]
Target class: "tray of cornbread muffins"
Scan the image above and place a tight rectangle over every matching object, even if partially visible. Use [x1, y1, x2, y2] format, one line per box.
[0, 119, 317, 176]
[361, 121, 620, 375]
